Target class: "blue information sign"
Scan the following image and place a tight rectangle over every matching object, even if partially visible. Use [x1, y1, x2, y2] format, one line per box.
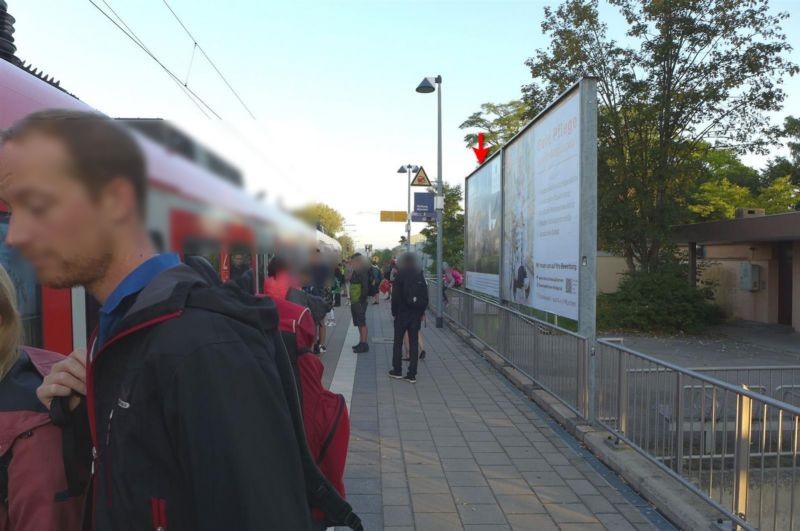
[414, 192, 434, 214]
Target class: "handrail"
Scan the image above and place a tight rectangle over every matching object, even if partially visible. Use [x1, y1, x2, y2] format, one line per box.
[430, 280, 585, 340]
[597, 339, 800, 416]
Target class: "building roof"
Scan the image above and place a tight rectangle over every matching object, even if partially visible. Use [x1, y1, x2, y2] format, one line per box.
[672, 211, 800, 244]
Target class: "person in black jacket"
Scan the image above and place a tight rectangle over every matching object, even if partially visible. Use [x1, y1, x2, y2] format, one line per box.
[0, 110, 312, 530]
[388, 253, 427, 384]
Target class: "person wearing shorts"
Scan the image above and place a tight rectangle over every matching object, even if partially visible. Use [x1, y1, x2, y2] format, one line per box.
[349, 254, 370, 353]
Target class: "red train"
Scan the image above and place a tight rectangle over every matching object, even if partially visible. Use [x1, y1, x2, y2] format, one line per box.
[0, 41, 340, 354]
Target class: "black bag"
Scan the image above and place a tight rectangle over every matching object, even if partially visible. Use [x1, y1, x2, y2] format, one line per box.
[367, 266, 381, 296]
[403, 270, 429, 311]
[183, 258, 362, 530]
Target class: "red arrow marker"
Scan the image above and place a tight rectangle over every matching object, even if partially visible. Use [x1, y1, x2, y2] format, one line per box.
[472, 132, 490, 164]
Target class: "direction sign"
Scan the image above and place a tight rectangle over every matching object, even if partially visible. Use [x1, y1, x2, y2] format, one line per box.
[410, 166, 432, 187]
[414, 192, 434, 213]
[380, 210, 407, 222]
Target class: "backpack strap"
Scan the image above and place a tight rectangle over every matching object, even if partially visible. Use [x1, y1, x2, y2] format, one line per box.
[0, 449, 10, 504]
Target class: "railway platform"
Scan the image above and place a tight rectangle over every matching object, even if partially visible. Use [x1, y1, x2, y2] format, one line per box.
[322, 300, 675, 531]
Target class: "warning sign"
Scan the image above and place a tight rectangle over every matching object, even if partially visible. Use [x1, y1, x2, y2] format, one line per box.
[411, 166, 432, 187]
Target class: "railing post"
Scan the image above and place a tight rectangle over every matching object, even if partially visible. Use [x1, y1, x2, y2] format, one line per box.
[733, 390, 752, 522]
[577, 340, 586, 418]
[588, 342, 596, 424]
[674, 373, 684, 474]
[500, 308, 510, 362]
[617, 348, 628, 436]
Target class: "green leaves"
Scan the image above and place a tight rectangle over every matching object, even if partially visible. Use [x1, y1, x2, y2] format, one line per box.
[420, 183, 464, 273]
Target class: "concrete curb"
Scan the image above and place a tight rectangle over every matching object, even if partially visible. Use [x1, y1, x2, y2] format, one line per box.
[445, 319, 723, 531]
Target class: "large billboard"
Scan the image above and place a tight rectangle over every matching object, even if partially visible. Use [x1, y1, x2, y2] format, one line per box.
[530, 90, 581, 319]
[465, 155, 501, 297]
[469, 78, 596, 330]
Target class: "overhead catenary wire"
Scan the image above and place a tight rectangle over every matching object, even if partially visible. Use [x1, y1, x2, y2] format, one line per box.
[160, 0, 257, 119]
[87, 0, 220, 119]
[85, 0, 297, 187]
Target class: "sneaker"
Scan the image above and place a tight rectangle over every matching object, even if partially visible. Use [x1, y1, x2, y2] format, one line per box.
[313, 343, 320, 355]
[402, 355, 410, 361]
[388, 370, 403, 379]
[419, 350, 427, 360]
[353, 343, 366, 353]
[372, 301, 379, 305]
[319, 345, 327, 354]
[403, 374, 417, 384]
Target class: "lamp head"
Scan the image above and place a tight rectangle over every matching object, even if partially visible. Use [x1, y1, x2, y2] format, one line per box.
[416, 77, 436, 93]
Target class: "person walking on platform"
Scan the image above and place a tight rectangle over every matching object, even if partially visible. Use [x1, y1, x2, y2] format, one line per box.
[349, 253, 370, 353]
[389, 253, 429, 384]
[1, 110, 312, 530]
[0, 264, 83, 531]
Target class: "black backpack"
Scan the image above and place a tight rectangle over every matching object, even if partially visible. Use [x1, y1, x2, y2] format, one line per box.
[184, 259, 362, 530]
[403, 269, 429, 311]
[367, 266, 381, 296]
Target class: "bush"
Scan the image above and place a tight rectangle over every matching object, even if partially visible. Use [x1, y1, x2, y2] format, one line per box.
[598, 265, 725, 334]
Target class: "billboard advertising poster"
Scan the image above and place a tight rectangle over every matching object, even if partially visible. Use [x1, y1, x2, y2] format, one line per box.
[501, 122, 536, 305]
[502, 87, 581, 320]
[465, 155, 501, 297]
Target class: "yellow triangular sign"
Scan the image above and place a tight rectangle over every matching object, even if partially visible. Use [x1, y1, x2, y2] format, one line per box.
[411, 166, 432, 187]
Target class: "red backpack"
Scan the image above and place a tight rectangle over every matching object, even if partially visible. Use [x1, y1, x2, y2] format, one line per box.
[266, 296, 350, 524]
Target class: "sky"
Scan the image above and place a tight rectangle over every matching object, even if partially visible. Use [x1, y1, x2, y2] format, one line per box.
[8, 0, 800, 249]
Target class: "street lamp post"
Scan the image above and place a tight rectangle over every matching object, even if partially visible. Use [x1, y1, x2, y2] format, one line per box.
[397, 164, 419, 253]
[416, 75, 443, 328]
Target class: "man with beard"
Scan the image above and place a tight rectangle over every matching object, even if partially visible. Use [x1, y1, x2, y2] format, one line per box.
[0, 110, 311, 530]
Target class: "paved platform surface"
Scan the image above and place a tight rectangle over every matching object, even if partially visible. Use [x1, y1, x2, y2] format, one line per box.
[329, 298, 674, 531]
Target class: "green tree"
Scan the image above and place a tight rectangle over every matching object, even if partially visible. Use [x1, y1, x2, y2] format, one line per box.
[336, 233, 354, 257]
[689, 179, 754, 221]
[420, 183, 464, 273]
[459, 100, 529, 155]
[756, 176, 798, 214]
[520, 0, 796, 272]
[293, 203, 345, 236]
[762, 116, 800, 191]
[699, 147, 762, 193]
[372, 248, 393, 266]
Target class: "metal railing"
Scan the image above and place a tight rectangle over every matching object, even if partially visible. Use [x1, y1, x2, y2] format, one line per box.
[430, 282, 800, 529]
[690, 366, 800, 408]
[597, 340, 800, 530]
[430, 283, 590, 419]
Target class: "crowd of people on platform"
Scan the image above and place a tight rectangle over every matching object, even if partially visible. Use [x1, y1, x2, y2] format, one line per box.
[0, 109, 466, 530]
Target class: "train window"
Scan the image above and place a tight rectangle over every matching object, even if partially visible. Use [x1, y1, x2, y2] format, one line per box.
[229, 243, 254, 293]
[182, 238, 221, 274]
[0, 213, 43, 347]
[150, 230, 165, 253]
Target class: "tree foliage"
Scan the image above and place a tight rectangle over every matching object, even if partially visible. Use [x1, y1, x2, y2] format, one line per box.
[336, 233, 354, 257]
[293, 203, 345, 236]
[459, 100, 529, 155]
[757, 176, 798, 214]
[420, 183, 464, 272]
[521, 0, 797, 272]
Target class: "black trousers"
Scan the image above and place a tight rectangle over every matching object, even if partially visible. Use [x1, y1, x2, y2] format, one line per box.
[392, 312, 423, 377]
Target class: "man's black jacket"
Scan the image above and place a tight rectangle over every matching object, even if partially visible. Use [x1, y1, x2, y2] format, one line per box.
[55, 264, 312, 531]
[391, 267, 426, 318]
